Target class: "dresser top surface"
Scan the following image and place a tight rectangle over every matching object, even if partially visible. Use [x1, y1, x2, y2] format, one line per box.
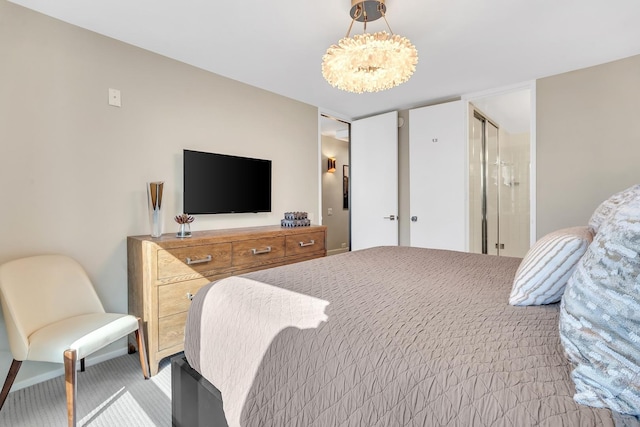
[128, 224, 326, 247]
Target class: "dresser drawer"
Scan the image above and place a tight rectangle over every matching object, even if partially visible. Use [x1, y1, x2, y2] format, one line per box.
[285, 231, 326, 256]
[232, 236, 285, 266]
[158, 311, 187, 351]
[157, 243, 232, 280]
[158, 277, 212, 318]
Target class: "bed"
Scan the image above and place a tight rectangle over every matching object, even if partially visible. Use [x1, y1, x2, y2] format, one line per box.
[175, 184, 640, 427]
[175, 244, 640, 426]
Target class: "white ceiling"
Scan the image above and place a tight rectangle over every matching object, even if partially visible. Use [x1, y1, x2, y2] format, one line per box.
[9, 0, 640, 120]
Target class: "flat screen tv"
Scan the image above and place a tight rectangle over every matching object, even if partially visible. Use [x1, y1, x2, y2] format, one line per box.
[183, 149, 272, 214]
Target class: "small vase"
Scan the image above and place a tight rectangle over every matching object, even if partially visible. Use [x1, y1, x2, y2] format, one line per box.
[177, 223, 191, 238]
[147, 182, 164, 237]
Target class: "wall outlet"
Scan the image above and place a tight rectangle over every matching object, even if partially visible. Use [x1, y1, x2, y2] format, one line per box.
[341, 242, 347, 248]
[328, 207, 333, 216]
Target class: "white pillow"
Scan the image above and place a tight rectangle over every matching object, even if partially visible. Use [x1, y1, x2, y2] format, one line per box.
[509, 226, 593, 306]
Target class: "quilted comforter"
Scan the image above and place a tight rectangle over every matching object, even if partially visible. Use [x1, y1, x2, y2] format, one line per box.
[185, 246, 639, 426]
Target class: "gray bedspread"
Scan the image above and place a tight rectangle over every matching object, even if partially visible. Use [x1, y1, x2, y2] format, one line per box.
[185, 246, 639, 426]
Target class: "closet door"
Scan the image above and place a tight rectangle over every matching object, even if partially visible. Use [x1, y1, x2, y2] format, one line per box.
[485, 120, 500, 255]
[350, 111, 398, 250]
[470, 108, 529, 257]
[469, 114, 483, 254]
[470, 111, 501, 255]
[409, 101, 466, 251]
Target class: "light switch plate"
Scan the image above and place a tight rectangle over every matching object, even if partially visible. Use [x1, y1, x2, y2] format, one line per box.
[108, 88, 121, 107]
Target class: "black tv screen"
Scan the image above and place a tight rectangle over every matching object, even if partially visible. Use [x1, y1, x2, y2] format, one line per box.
[183, 150, 272, 214]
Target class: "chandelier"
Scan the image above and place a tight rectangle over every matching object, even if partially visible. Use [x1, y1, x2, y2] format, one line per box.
[322, 0, 418, 94]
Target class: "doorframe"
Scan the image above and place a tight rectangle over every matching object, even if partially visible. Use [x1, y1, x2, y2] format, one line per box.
[462, 80, 537, 248]
[318, 108, 352, 250]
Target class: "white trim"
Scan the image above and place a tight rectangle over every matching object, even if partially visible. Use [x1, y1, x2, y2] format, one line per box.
[316, 110, 323, 225]
[529, 81, 537, 245]
[319, 108, 352, 124]
[461, 81, 535, 101]
[463, 101, 470, 252]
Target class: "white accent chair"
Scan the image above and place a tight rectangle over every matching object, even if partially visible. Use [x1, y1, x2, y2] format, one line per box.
[0, 254, 149, 426]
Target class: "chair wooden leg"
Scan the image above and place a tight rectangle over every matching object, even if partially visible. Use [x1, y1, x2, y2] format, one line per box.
[64, 349, 77, 427]
[135, 317, 150, 379]
[0, 359, 22, 411]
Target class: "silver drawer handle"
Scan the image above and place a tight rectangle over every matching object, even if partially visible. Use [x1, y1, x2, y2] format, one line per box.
[299, 240, 315, 247]
[251, 246, 272, 255]
[185, 255, 212, 265]
[186, 292, 194, 301]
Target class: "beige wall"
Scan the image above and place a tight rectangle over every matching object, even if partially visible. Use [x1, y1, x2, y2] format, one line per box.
[536, 54, 640, 237]
[321, 136, 349, 253]
[0, 1, 319, 385]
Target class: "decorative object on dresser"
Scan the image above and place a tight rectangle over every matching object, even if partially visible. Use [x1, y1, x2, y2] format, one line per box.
[281, 212, 311, 227]
[174, 213, 194, 238]
[147, 181, 164, 237]
[127, 224, 327, 376]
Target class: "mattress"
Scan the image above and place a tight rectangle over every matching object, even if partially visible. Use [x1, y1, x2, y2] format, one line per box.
[184, 246, 639, 426]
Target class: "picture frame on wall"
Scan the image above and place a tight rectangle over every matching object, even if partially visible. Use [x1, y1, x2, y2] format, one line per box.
[343, 165, 349, 210]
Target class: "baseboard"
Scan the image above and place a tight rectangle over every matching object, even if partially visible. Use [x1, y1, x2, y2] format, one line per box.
[327, 248, 350, 256]
[1, 345, 129, 392]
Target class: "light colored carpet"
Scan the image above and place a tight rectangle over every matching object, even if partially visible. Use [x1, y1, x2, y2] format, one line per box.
[0, 353, 172, 426]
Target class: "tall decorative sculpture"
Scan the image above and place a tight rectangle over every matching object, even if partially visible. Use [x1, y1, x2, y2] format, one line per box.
[147, 181, 164, 237]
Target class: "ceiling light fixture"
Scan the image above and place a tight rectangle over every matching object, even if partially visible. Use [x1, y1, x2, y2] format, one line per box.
[322, 0, 418, 94]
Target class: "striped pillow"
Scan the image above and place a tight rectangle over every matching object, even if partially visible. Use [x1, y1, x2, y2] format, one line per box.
[509, 226, 593, 306]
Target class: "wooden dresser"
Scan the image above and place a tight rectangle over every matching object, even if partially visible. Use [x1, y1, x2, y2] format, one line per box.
[127, 224, 327, 375]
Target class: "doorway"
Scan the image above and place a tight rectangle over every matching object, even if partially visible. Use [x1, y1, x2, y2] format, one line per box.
[468, 89, 532, 257]
[320, 114, 351, 255]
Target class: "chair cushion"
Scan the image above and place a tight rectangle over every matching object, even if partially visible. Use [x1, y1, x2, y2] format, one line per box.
[27, 313, 139, 362]
[0, 254, 107, 360]
[509, 226, 593, 306]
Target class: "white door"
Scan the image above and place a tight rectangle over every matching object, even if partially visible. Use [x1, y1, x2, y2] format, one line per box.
[351, 111, 398, 250]
[409, 101, 467, 251]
